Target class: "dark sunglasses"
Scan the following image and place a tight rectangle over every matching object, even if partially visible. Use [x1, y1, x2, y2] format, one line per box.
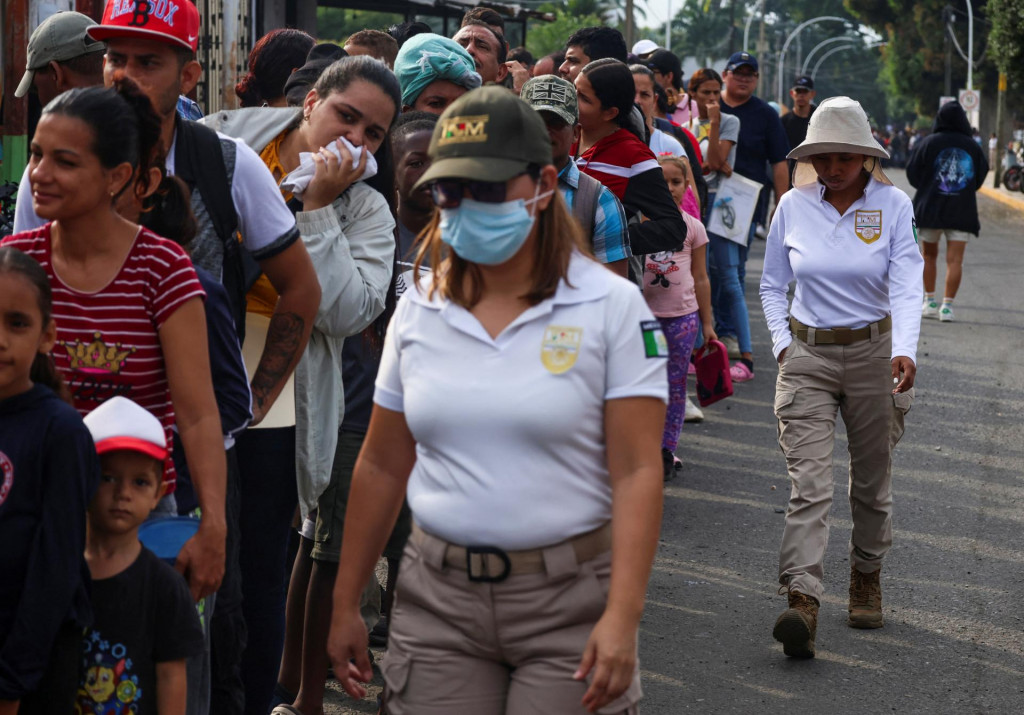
[429, 169, 535, 209]
[793, 87, 811, 94]
[430, 179, 510, 209]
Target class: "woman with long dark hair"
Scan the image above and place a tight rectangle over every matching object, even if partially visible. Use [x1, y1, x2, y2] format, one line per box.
[236, 28, 316, 108]
[574, 58, 686, 262]
[202, 55, 400, 714]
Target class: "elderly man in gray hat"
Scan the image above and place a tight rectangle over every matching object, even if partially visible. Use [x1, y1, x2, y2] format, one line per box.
[15, 11, 105, 104]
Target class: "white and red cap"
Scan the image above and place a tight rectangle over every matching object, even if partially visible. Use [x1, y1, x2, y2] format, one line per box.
[88, 0, 201, 53]
[84, 396, 168, 461]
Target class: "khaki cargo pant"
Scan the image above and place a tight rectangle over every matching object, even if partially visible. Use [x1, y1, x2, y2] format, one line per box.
[773, 332, 913, 602]
[380, 526, 641, 715]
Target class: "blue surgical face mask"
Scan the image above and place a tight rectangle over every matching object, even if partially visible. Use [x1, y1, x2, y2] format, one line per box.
[439, 183, 553, 266]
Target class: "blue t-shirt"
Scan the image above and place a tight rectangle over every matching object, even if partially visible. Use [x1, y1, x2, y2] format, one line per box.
[720, 95, 790, 188]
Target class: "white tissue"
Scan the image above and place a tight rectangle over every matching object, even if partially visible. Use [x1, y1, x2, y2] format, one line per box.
[279, 135, 378, 199]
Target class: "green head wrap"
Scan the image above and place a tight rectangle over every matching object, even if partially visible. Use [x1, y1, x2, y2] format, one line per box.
[394, 33, 482, 107]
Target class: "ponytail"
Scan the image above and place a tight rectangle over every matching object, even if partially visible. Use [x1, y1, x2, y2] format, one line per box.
[139, 175, 198, 250]
[30, 353, 72, 405]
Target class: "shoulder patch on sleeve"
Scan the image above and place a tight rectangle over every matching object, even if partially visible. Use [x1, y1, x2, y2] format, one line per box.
[640, 320, 669, 358]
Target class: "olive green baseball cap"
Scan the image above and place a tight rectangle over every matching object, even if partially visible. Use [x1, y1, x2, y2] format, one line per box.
[415, 85, 554, 187]
[521, 74, 578, 125]
[16, 12, 105, 98]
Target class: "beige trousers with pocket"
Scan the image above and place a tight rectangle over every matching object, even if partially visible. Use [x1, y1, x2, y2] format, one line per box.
[773, 333, 913, 602]
[380, 526, 641, 715]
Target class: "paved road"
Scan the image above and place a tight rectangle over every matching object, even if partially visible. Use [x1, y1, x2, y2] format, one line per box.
[324, 170, 1024, 713]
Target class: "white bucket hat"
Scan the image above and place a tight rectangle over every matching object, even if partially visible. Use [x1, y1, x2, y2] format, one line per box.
[788, 96, 891, 187]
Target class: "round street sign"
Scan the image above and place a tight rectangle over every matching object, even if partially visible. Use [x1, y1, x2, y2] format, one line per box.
[959, 89, 980, 111]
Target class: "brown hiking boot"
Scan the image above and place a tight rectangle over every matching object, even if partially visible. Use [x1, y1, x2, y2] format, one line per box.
[773, 590, 818, 658]
[848, 566, 883, 628]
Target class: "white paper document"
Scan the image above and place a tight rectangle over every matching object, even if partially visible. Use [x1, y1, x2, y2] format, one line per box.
[707, 173, 764, 244]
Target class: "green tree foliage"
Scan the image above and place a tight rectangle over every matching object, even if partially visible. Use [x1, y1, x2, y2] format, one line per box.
[527, 12, 607, 56]
[525, 0, 621, 58]
[317, 7, 404, 44]
[988, 0, 1024, 87]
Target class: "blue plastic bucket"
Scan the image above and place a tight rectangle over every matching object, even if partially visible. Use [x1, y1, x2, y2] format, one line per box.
[138, 515, 200, 565]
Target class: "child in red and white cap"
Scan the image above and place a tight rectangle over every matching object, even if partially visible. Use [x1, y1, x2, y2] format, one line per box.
[80, 397, 204, 715]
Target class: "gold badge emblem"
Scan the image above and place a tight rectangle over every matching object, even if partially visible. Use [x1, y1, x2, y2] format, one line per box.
[854, 210, 883, 244]
[438, 115, 489, 145]
[541, 326, 583, 375]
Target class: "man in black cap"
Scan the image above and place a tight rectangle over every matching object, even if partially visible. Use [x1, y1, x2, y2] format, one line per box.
[717, 51, 789, 359]
[781, 75, 817, 185]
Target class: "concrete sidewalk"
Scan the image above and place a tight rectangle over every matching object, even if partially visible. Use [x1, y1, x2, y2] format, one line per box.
[979, 170, 1024, 212]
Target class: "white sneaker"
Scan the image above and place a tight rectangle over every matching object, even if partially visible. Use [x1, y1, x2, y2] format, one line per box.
[684, 395, 704, 423]
[939, 304, 955, 322]
[922, 298, 939, 318]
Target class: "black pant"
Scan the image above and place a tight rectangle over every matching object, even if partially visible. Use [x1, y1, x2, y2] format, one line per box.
[210, 445, 247, 714]
[237, 427, 298, 715]
[19, 622, 82, 714]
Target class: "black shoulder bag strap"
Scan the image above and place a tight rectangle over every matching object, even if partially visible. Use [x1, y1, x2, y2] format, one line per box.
[174, 117, 257, 343]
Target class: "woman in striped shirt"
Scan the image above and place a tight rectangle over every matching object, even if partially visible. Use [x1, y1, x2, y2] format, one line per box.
[1, 79, 227, 601]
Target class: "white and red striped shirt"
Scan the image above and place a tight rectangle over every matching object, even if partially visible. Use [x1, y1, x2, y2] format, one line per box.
[3, 225, 205, 491]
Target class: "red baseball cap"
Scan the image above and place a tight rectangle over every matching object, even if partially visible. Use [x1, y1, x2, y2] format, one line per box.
[88, 0, 200, 53]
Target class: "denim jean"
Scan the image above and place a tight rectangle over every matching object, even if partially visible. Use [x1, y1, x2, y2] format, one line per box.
[707, 190, 754, 354]
[237, 426, 298, 715]
[707, 232, 753, 355]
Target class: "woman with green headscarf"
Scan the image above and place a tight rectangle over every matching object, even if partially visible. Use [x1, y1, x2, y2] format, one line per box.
[394, 33, 482, 115]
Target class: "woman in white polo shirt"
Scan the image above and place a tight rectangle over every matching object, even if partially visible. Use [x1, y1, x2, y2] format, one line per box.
[325, 86, 668, 714]
[760, 97, 923, 660]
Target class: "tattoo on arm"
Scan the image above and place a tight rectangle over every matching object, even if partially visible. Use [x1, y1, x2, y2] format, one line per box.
[250, 312, 305, 412]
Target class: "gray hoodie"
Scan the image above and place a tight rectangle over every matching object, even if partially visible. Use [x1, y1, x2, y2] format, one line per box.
[201, 107, 396, 516]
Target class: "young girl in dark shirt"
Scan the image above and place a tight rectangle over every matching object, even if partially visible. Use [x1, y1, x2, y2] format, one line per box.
[0, 246, 99, 714]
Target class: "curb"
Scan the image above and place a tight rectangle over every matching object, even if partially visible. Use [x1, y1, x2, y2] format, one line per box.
[979, 185, 1024, 213]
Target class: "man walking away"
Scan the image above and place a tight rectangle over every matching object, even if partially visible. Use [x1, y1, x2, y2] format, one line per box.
[906, 101, 988, 323]
[781, 75, 816, 187]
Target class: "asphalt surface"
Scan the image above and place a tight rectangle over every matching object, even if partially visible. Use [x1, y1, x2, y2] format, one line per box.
[322, 169, 1024, 714]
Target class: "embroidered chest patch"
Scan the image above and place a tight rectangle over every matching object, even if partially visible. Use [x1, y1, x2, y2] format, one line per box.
[541, 326, 583, 374]
[854, 210, 883, 244]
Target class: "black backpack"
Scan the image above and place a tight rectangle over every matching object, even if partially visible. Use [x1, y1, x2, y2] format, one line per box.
[173, 117, 261, 343]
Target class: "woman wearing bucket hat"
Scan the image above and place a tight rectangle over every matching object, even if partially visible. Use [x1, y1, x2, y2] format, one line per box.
[759, 97, 923, 658]
[325, 85, 667, 714]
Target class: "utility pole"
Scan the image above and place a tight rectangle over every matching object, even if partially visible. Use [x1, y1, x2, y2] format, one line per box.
[625, 0, 633, 48]
[994, 72, 1006, 188]
[943, 6, 953, 96]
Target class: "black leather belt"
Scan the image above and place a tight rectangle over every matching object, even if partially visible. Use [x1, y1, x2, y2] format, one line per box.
[789, 316, 891, 346]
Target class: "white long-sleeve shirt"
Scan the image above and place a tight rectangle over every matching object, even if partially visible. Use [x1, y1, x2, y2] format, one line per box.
[759, 177, 924, 361]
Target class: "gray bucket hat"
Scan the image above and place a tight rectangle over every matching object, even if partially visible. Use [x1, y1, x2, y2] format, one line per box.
[788, 96, 891, 187]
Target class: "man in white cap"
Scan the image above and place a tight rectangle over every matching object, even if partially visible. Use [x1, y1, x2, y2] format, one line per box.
[631, 39, 661, 58]
[15, 11, 105, 105]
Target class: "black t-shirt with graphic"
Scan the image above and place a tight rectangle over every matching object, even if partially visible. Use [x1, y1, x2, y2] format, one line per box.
[76, 547, 203, 715]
